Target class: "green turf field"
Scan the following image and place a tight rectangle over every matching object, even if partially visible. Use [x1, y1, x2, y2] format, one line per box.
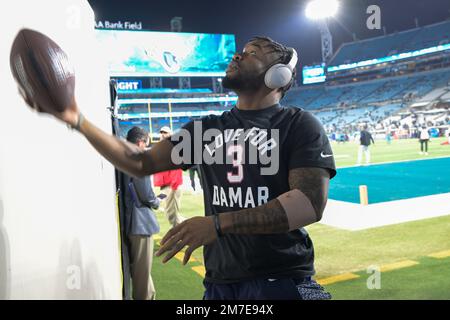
[326, 256, 450, 300]
[331, 136, 449, 167]
[151, 138, 450, 300]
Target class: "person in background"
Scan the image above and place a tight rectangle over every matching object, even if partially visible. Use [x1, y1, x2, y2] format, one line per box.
[418, 125, 430, 155]
[153, 126, 186, 227]
[385, 129, 392, 145]
[188, 165, 202, 194]
[357, 125, 375, 165]
[123, 127, 160, 300]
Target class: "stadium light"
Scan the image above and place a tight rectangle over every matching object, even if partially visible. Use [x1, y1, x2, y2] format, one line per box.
[305, 0, 339, 63]
[305, 0, 339, 20]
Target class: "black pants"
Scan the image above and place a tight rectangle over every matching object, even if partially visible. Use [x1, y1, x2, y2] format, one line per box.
[203, 277, 332, 300]
[189, 166, 201, 190]
[420, 139, 428, 152]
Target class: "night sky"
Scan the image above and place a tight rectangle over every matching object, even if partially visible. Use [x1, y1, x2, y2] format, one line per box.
[87, 0, 450, 66]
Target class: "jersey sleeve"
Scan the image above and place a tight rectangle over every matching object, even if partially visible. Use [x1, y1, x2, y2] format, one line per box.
[287, 111, 336, 178]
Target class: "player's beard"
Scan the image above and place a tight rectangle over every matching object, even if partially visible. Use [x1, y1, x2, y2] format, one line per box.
[222, 71, 265, 91]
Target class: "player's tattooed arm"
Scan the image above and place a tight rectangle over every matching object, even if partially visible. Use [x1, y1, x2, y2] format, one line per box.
[220, 167, 330, 234]
[156, 167, 331, 264]
[287, 167, 330, 221]
[221, 199, 289, 234]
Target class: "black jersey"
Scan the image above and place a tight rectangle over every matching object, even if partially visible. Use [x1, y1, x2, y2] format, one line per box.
[169, 104, 336, 283]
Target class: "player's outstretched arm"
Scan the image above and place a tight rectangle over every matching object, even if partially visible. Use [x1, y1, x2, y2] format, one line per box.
[78, 116, 178, 177]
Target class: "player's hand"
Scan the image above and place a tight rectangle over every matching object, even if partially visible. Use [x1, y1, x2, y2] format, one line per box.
[18, 88, 80, 128]
[156, 216, 217, 265]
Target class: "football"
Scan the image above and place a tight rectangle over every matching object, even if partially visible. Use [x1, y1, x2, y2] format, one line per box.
[10, 28, 75, 113]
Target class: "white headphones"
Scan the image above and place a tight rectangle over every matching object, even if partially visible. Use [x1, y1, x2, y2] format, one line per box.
[264, 48, 298, 89]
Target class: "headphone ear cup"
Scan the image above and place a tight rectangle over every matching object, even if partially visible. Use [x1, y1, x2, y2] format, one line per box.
[264, 64, 293, 89]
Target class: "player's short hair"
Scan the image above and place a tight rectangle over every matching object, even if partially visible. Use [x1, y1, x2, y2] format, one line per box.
[249, 36, 297, 99]
[126, 126, 148, 144]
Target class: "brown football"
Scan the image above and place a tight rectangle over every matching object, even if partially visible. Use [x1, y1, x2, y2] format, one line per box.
[10, 28, 75, 113]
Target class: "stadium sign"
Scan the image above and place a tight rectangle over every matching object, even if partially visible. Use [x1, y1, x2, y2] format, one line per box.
[117, 80, 142, 91]
[95, 30, 236, 77]
[95, 20, 143, 30]
[302, 64, 326, 84]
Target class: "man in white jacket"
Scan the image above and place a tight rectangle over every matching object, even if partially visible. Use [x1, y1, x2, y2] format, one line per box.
[418, 126, 430, 155]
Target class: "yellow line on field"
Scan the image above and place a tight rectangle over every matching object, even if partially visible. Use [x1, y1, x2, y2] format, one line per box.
[428, 250, 450, 259]
[174, 252, 197, 263]
[379, 260, 419, 272]
[317, 273, 360, 286]
[316, 260, 419, 286]
[192, 265, 206, 278]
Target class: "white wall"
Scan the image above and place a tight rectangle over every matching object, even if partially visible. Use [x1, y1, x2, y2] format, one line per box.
[0, 0, 122, 299]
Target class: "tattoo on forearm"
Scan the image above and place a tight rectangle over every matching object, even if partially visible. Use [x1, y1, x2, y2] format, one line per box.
[288, 167, 329, 220]
[228, 199, 289, 234]
[224, 167, 329, 235]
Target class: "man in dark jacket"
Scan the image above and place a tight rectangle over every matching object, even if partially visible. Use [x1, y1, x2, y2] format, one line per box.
[357, 125, 375, 165]
[124, 127, 160, 300]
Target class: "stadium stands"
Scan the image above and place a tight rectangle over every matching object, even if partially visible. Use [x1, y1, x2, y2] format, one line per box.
[286, 67, 450, 110]
[330, 20, 450, 66]
[115, 21, 450, 140]
[314, 104, 404, 129]
[284, 63, 450, 134]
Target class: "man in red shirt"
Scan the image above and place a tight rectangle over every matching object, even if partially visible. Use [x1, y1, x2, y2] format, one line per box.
[153, 126, 186, 227]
